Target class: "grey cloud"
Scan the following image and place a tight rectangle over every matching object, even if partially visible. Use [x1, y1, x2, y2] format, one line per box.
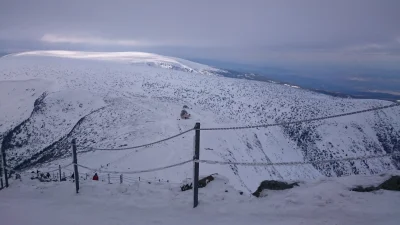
[0, 0, 400, 64]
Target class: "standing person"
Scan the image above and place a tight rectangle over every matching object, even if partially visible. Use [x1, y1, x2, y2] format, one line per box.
[93, 173, 99, 181]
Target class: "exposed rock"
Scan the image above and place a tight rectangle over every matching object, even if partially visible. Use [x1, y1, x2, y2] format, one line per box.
[253, 180, 299, 197]
[378, 175, 400, 191]
[180, 174, 215, 192]
[351, 176, 400, 192]
[198, 175, 214, 188]
[351, 186, 377, 192]
[180, 183, 192, 191]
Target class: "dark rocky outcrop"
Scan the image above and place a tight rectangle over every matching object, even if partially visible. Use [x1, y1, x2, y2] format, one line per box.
[351, 176, 400, 192]
[180, 183, 192, 191]
[351, 186, 378, 192]
[252, 180, 299, 197]
[378, 175, 400, 191]
[180, 174, 215, 192]
[198, 175, 214, 188]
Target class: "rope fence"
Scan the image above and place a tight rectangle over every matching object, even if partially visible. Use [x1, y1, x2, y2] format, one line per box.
[2, 102, 399, 208]
[69, 102, 400, 152]
[9, 150, 396, 188]
[65, 151, 400, 174]
[195, 151, 400, 166]
[198, 102, 400, 131]
[76, 159, 193, 175]
[77, 128, 194, 151]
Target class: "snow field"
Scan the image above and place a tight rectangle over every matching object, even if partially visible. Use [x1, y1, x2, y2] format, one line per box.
[1, 172, 400, 225]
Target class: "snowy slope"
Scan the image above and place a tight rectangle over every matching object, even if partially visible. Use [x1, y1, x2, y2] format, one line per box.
[1, 172, 400, 225]
[0, 51, 399, 192]
[0, 79, 54, 135]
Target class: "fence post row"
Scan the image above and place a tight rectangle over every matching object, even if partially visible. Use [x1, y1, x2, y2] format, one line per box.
[193, 122, 200, 208]
[72, 139, 80, 193]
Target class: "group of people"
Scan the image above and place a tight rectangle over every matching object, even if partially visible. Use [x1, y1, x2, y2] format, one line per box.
[34, 170, 52, 179]
[71, 172, 99, 181]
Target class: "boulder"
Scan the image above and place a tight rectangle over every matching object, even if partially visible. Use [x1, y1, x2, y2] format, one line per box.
[253, 180, 299, 197]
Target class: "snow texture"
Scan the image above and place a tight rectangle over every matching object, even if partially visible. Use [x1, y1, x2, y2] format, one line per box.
[1, 172, 400, 225]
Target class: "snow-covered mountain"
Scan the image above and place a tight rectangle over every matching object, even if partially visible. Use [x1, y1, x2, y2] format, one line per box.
[9, 51, 226, 76]
[1, 51, 399, 192]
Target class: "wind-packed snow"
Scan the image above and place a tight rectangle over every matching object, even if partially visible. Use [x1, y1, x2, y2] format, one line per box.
[0, 51, 399, 193]
[1, 172, 400, 225]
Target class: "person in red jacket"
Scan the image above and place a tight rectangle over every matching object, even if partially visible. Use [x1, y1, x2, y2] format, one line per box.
[93, 173, 99, 181]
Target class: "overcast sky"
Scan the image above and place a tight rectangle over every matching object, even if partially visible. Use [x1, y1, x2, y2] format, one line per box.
[1, 0, 400, 65]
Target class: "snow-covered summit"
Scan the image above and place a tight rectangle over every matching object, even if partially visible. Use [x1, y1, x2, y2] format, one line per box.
[10, 50, 225, 75]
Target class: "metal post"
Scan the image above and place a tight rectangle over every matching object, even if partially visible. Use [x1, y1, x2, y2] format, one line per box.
[72, 139, 79, 193]
[108, 174, 111, 184]
[193, 122, 200, 208]
[120, 174, 123, 184]
[59, 165, 61, 182]
[0, 151, 3, 190]
[1, 145, 9, 188]
[0, 156, 3, 190]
